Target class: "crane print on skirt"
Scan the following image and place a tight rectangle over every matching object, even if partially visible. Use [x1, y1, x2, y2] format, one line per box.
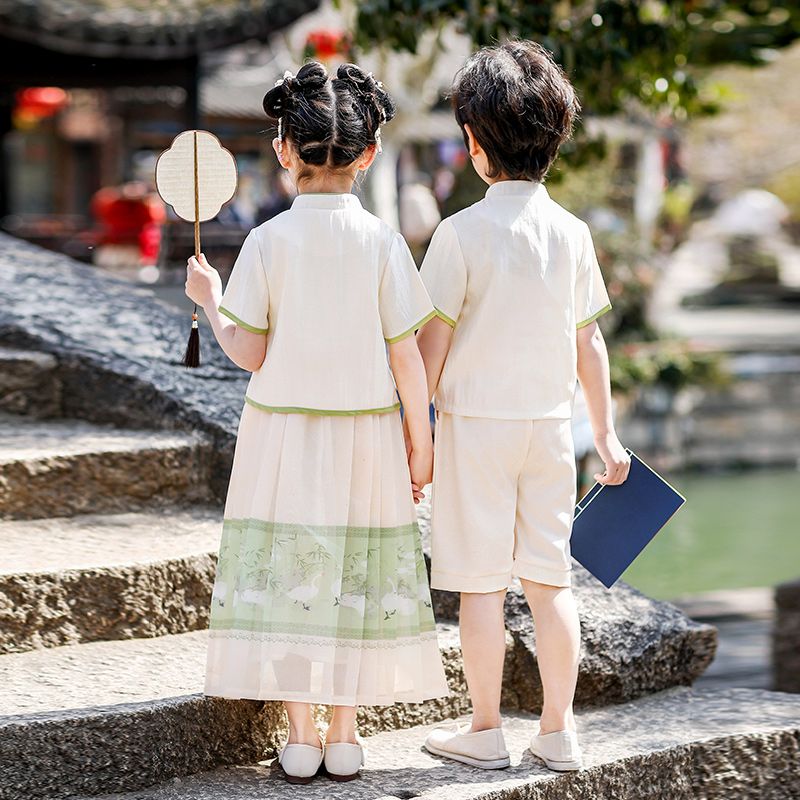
[204, 406, 450, 707]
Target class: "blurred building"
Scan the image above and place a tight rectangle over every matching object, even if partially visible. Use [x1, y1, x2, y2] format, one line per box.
[0, 0, 319, 259]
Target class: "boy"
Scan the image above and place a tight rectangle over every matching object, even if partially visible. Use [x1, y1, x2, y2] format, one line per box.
[417, 41, 630, 772]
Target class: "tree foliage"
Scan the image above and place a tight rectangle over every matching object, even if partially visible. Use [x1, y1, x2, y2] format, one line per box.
[348, 1, 799, 120]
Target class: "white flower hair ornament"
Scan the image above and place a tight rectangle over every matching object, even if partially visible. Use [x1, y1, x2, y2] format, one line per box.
[274, 70, 296, 145]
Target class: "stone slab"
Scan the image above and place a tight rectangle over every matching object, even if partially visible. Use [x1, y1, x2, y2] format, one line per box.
[774, 577, 800, 693]
[0, 233, 250, 502]
[0, 508, 224, 652]
[0, 347, 61, 417]
[498, 572, 718, 713]
[671, 587, 775, 621]
[0, 625, 481, 799]
[0, 508, 223, 575]
[0, 414, 213, 519]
[76, 687, 800, 800]
[695, 618, 771, 690]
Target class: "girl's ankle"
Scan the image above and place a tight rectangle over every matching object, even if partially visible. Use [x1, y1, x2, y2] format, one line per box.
[287, 725, 322, 747]
[325, 730, 358, 745]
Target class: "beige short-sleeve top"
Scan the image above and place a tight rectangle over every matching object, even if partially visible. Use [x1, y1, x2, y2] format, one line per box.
[219, 192, 434, 415]
[420, 180, 611, 420]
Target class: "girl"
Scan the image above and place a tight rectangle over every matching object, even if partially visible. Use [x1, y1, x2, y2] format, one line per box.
[185, 61, 449, 784]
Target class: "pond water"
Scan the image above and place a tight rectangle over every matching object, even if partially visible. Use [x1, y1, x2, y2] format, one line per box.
[620, 468, 800, 600]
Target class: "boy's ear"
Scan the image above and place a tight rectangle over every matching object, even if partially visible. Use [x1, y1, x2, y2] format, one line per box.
[463, 124, 483, 159]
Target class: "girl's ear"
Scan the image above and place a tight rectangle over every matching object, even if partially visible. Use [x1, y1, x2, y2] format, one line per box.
[272, 137, 290, 169]
[463, 124, 483, 159]
[357, 144, 378, 172]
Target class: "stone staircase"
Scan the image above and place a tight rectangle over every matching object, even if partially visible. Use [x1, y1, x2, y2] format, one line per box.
[1, 337, 799, 800]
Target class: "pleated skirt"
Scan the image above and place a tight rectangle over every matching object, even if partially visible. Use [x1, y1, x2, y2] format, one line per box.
[204, 401, 450, 706]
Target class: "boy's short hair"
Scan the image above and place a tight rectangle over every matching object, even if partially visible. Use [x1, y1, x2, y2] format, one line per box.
[451, 40, 579, 183]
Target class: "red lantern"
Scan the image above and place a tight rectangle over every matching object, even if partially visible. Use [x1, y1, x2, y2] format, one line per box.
[15, 87, 68, 121]
[305, 29, 351, 61]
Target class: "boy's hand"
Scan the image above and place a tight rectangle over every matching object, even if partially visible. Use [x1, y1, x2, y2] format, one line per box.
[593, 432, 631, 485]
[185, 253, 222, 310]
[408, 445, 433, 504]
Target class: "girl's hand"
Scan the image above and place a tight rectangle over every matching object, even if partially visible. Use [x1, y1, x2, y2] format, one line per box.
[593, 431, 631, 485]
[408, 445, 433, 503]
[185, 253, 222, 310]
[402, 415, 413, 458]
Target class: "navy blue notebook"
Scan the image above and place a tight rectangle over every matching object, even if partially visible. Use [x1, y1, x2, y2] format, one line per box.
[571, 451, 685, 588]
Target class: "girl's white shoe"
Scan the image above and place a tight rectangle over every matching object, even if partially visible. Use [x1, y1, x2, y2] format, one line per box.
[277, 742, 324, 784]
[528, 725, 583, 771]
[323, 740, 365, 781]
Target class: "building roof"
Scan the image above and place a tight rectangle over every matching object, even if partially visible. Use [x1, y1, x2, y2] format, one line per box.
[0, 0, 320, 59]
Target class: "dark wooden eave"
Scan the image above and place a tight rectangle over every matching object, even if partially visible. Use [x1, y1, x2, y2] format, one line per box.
[0, 0, 320, 60]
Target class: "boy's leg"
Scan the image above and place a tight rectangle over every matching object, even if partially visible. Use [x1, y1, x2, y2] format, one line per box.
[459, 589, 508, 732]
[519, 580, 580, 733]
[513, 419, 579, 735]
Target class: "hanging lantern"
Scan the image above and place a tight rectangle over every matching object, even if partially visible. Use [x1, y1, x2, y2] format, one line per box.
[304, 29, 351, 63]
[14, 87, 68, 127]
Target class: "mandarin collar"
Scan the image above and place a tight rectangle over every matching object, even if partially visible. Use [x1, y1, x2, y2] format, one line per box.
[485, 180, 548, 200]
[291, 192, 363, 210]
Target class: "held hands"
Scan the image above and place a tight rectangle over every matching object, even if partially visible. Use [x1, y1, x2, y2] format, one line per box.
[408, 444, 433, 505]
[403, 414, 432, 504]
[185, 253, 222, 310]
[593, 431, 631, 485]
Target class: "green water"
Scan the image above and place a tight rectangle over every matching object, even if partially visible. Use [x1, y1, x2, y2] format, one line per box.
[620, 468, 800, 600]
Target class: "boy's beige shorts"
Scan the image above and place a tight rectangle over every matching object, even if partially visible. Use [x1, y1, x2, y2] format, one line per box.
[430, 412, 576, 592]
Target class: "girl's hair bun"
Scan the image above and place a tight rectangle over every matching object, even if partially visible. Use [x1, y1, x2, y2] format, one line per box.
[336, 63, 396, 126]
[262, 59, 396, 170]
[262, 61, 329, 121]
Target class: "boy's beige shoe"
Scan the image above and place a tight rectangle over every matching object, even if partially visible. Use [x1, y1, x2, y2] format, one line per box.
[424, 722, 510, 769]
[528, 725, 583, 771]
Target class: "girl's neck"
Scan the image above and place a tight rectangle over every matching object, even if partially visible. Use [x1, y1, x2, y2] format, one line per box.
[296, 173, 356, 195]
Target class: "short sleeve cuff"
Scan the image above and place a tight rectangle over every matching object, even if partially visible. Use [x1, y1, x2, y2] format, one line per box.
[219, 304, 268, 334]
[433, 308, 457, 328]
[385, 309, 437, 344]
[577, 303, 612, 329]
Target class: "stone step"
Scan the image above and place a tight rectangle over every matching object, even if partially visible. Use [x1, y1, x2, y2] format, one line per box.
[0, 414, 213, 520]
[0, 347, 61, 418]
[0, 508, 224, 653]
[684, 406, 800, 441]
[74, 687, 800, 800]
[0, 625, 478, 800]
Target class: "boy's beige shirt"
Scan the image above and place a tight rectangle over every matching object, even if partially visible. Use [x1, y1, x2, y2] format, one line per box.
[219, 192, 434, 414]
[420, 180, 611, 420]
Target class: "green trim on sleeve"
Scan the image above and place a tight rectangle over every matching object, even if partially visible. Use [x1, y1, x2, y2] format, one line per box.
[245, 396, 401, 416]
[218, 305, 268, 335]
[433, 308, 456, 328]
[576, 303, 612, 329]
[385, 309, 437, 344]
